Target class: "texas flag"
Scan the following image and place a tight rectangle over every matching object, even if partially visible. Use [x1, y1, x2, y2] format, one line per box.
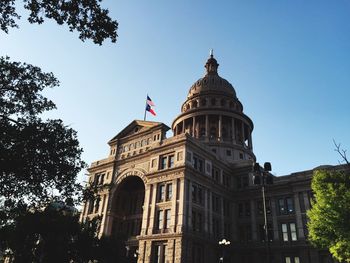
[146, 95, 156, 116]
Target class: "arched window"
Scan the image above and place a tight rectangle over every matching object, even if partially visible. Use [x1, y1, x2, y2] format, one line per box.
[192, 100, 198, 108]
[211, 98, 216, 106]
[201, 99, 207, 107]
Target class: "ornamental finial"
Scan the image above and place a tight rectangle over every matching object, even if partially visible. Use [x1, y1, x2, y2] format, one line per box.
[210, 48, 214, 58]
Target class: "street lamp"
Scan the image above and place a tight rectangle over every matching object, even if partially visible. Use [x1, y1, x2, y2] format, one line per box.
[218, 238, 230, 263]
[253, 162, 273, 263]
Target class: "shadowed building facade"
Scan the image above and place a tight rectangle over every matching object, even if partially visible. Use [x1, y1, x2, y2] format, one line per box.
[81, 54, 335, 263]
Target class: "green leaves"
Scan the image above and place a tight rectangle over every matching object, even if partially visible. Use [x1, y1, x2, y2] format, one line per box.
[0, 0, 118, 45]
[307, 168, 350, 262]
[0, 57, 86, 224]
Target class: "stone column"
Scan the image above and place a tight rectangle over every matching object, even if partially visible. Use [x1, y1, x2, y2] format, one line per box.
[177, 178, 185, 233]
[241, 121, 245, 144]
[192, 116, 196, 138]
[182, 120, 185, 133]
[205, 115, 209, 141]
[170, 179, 178, 232]
[148, 184, 157, 235]
[218, 115, 222, 141]
[187, 180, 193, 230]
[204, 187, 209, 233]
[98, 194, 109, 237]
[102, 194, 114, 236]
[141, 184, 151, 235]
[231, 118, 236, 142]
[293, 192, 305, 239]
[248, 130, 253, 150]
[208, 191, 213, 235]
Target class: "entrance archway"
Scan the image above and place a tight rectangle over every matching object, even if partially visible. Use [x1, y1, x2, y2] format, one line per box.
[111, 176, 145, 262]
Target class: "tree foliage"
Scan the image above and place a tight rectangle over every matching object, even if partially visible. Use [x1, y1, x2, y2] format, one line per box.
[0, 0, 118, 45]
[307, 167, 350, 262]
[0, 56, 86, 225]
[0, 205, 127, 263]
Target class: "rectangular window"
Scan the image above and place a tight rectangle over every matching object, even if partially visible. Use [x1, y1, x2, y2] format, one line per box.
[160, 156, 167, 170]
[192, 210, 203, 232]
[158, 184, 165, 202]
[157, 210, 163, 230]
[206, 163, 211, 173]
[287, 197, 294, 213]
[168, 155, 175, 168]
[284, 256, 300, 263]
[282, 223, 289, 241]
[159, 153, 175, 170]
[152, 243, 167, 263]
[158, 182, 172, 202]
[193, 155, 204, 173]
[100, 174, 105, 185]
[279, 198, 285, 214]
[164, 209, 171, 229]
[290, 223, 297, 241]
[279, 197, 294, 215]
[191, 184, 203, 205]
[281, 223, 298, 241]
[166, 184, 172, 200]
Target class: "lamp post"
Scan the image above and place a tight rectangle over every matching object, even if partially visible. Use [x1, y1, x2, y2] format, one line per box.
[253, 162, 273, 263]
[218, 238, 230, 263]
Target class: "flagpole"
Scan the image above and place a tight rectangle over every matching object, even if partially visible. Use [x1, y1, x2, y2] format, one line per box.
[143, 94, 147, 121]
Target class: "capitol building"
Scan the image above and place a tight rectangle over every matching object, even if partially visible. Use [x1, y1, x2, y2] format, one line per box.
[80, 54, 335, 263]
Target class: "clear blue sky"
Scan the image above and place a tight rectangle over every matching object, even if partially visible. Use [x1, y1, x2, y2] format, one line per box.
[1, 1, 349, 180]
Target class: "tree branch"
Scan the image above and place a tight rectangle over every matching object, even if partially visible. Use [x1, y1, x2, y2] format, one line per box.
[333, 139, 349, 165]
[0, 114, 22, 125]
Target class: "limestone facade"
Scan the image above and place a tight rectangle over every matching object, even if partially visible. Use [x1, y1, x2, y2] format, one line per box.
[81, 55, 337, 263]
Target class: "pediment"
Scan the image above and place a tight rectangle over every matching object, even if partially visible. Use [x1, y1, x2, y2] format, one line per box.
[108, 120, 169, 143]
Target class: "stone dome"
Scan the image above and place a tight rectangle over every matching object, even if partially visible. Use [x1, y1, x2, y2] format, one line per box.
[187, 74, 237, 99]
[172, 52, 255, 163]
[187, 54, 237, 99]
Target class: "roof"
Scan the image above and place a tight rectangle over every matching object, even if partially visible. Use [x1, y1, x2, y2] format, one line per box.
[108, 120, 170, 144]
